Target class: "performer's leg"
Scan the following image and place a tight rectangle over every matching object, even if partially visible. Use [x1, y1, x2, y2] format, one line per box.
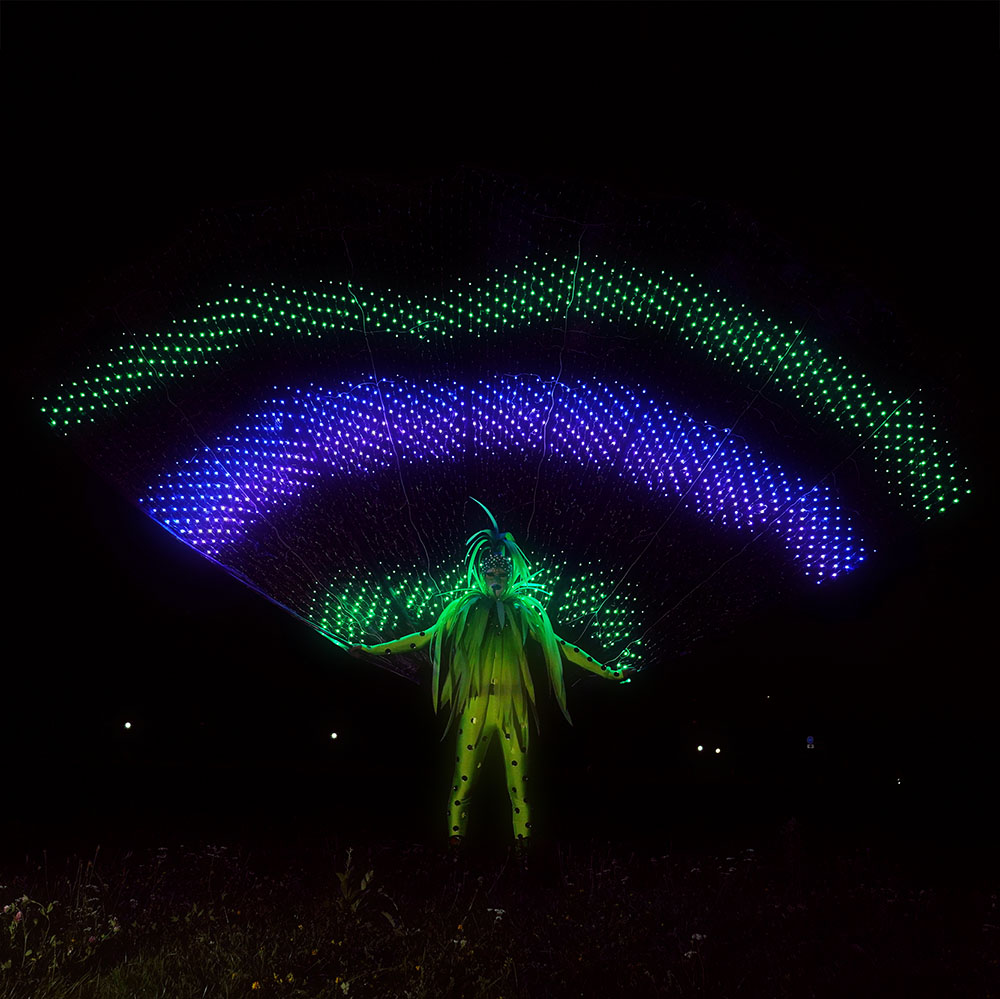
[497, 726, 531, 840]
[447, 703, 493, 839]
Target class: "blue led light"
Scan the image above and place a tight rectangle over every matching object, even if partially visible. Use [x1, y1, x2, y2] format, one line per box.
[141, 374, 865, 581]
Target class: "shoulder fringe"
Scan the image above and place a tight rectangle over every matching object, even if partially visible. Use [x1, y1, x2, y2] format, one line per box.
[429, 584, 571, 738]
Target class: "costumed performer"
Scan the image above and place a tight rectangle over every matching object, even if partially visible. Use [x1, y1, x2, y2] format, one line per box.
[352, 500, 630, 844]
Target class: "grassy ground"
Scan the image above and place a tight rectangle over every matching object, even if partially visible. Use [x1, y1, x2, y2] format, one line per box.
[1, 824, 995, 999]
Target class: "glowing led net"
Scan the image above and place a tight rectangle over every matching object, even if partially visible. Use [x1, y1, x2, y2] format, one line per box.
[127, 373, 865, 671]
[35, 174, 968, 678]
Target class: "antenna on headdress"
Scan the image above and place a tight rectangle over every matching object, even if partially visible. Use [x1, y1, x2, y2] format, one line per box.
[469, 496, 500, 534]
[465, 497, 532, 589]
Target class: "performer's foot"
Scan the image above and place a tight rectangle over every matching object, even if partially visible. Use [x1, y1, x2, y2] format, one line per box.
[513, 836, 530, 868]
[447, 835, 465, 858]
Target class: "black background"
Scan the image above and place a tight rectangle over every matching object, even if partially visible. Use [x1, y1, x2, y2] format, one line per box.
[5, 2, 995, 858]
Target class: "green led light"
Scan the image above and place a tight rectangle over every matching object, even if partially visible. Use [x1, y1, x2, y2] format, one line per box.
[42, 258, 966, 518]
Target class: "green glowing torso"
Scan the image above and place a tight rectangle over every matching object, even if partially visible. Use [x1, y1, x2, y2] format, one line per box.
[439, 598, 540, 746]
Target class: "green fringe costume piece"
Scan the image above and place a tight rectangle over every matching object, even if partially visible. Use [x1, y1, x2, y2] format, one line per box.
[357, 501, 627, 841]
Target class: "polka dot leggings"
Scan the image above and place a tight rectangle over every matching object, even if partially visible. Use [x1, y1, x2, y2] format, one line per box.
[448, 696, 531, 840]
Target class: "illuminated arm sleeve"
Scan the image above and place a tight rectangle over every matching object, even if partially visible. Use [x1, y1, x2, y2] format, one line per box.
[556, 636, 625, 679]
[357, 628, 434, 656]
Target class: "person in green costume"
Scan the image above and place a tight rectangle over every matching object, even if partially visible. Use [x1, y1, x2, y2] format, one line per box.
[353, 501, 630, 844]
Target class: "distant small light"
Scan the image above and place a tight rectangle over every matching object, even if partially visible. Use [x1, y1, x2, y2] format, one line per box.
[330, 732, 338, 740]
[806, 735, 814, 749]
[714, 747, 721, 754]
[124, 722, 132, 730]
[896, 777, 902, 785]
[697, 745, 703, 752]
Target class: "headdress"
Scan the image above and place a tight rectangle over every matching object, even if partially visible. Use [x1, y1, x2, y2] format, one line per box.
[465, 497, 531, 593]
[480, 550, 513, 576]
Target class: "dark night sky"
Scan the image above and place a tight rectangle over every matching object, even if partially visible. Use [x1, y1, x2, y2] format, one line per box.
[6, 2, 995, 850]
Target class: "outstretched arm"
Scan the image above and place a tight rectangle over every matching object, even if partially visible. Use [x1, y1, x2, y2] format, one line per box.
[556, 636, 628, 680]
[352, 627, 434, 657]
[527, 624, 627, 680]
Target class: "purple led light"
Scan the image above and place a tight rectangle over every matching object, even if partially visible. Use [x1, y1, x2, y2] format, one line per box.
[141, 375, 865, 579]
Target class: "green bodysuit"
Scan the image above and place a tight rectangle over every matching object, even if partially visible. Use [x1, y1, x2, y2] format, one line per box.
[358, 590, 626, 840]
